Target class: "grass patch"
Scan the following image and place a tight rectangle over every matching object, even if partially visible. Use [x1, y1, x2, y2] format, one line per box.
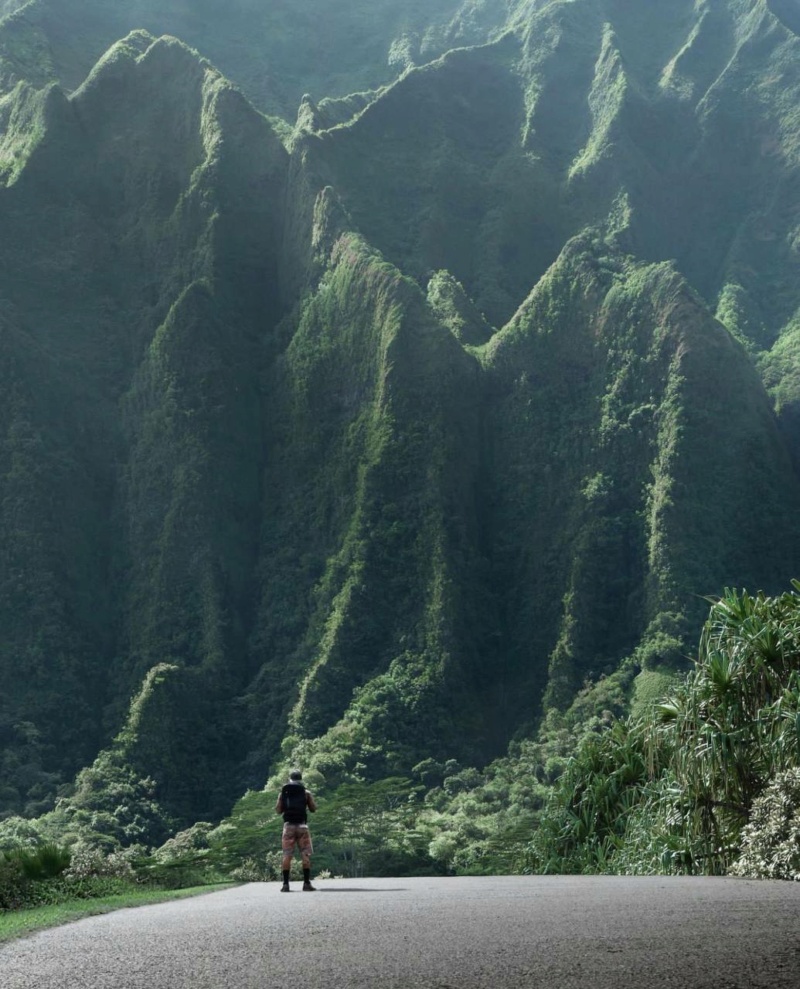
[0, 883, 238, 944]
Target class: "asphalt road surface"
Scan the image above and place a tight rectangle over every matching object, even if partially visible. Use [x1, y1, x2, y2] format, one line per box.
[2, 875, 800, 988]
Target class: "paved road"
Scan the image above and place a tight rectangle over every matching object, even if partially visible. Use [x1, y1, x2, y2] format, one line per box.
[2, 876, 800, 988]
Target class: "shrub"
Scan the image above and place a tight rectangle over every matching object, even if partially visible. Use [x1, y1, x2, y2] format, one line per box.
[0, 855, 27, 910]
[230, 856, 282, 882]
[64, 842, 140, 881]
[0, 843, 137, 910]
[530, 585, 800, 876]
[132, 858, 208, 890]
[0, 815, 45, 851]
[731, 769, 800, 880]
[153, 823, 214, 864]
[3, 843, 71, 880]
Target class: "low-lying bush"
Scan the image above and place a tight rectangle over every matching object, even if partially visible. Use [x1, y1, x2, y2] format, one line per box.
[5, 844, 71, 881]
[731, 769, 800, 880]
[0, 856, 28, 910]
[1, 844, 75, 910]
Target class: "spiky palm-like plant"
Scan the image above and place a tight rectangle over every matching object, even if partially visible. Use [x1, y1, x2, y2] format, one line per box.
[531, 585, 800, 875]
[2, 843, 72, 880]
[647, 585, 800, 872]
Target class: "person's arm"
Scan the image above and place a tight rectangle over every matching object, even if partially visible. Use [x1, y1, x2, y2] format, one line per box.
[306, 791, 317, 813]
[275, 793, 284, 815]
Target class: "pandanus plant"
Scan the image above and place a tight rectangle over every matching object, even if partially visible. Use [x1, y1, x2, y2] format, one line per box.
[530, 584, 800, 875]
[647, 584, 800, 872]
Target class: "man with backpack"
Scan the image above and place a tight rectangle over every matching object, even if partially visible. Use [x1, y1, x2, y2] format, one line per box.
[275, 769, 317, 891]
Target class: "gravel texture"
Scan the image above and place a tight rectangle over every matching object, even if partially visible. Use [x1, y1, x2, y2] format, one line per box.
[2, 875, 800, 988]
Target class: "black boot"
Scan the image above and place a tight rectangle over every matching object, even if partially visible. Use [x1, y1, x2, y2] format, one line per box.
[281, 869, 290, 892]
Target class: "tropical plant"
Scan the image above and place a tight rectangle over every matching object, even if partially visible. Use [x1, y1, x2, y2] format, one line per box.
[527, 719, 649, 874]
[731, 768, 800, 880]
[2, 843, 71, 881]
[645, 586, 800, 872]
[531, 585, 800, 876]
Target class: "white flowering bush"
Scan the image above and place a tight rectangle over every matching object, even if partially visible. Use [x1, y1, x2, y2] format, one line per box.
[731, 769, 800, 880]
[153, 823, 213, 864]
[230, 858, 267, 882]
[64, 841, 142, 880]
[231, 853, 299, 882]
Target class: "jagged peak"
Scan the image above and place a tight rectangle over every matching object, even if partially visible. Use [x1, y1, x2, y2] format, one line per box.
[427, 270, 493, 347]
[71, 30, 214, 102]
[295, 92, 321, 134]
[311, 185, 352, 258]
[0, 78, 64, 185]
[485, 232, 664, 356]
[135, 33, 212, 76]
[70, 30, 156, 96]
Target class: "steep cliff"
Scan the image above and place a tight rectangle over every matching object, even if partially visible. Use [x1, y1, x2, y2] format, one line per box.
[1, 1, 800, 831]
[0, 32, 287, 819]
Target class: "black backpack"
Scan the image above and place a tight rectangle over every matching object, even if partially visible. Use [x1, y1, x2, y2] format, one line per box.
[281, 782, 307, 823]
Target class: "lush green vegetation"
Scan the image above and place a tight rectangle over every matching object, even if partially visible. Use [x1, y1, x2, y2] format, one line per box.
[530, 585, 800, 878]
[1, 0, 800, 890]
[3, 578, 800, 892]
[0, 835, 226, 906]
[0, 0, 511, 117]
[0, 884, 235, 944]
[205, 585, 800, 882]
[0, 827, 234, 928]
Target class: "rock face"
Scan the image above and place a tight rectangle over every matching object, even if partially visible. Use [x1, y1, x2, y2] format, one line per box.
[1, 1, 800, 826]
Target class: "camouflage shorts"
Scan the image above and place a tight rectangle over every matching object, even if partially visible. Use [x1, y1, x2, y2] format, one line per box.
[282, 823, 313, 857]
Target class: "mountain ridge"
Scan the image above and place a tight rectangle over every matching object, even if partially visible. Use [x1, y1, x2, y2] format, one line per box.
[0, 1, 799, 838]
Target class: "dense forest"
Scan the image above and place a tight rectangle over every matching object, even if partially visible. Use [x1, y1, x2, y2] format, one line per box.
[1, 0, 800, 884]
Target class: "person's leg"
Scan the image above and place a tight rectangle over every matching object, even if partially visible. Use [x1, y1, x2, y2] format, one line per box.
[281, 825, 296, 890]
[299, 828, 315, 891]
[282, 852, 292, 889]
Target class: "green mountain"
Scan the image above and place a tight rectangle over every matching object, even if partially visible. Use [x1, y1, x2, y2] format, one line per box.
[0, 0, 512, 118]
[1, 0, 800, 835]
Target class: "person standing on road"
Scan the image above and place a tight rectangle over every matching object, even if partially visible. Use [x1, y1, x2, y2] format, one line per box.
[275, 769, 317, 891]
